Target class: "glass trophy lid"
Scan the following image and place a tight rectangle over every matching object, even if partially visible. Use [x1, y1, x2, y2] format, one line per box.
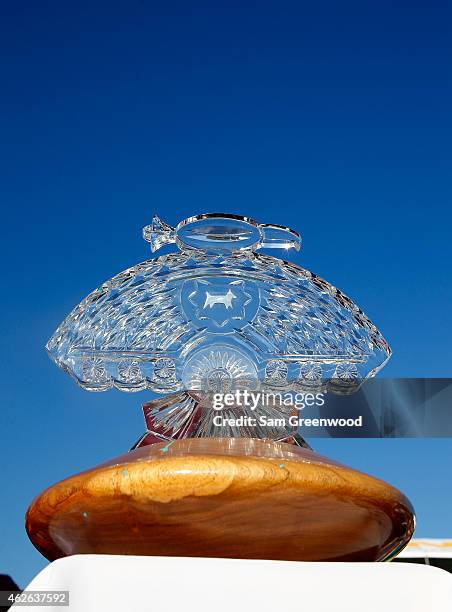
[47, 213, 391, 395]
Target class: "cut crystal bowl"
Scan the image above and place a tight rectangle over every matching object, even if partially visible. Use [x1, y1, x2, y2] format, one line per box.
[47, 213, 391, 398]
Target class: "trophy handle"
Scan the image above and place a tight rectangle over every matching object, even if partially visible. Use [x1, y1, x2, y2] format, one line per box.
[143, 213, 301, 253]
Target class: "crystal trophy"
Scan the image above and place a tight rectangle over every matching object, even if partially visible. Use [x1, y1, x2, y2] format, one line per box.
[26, 213, 414, 562]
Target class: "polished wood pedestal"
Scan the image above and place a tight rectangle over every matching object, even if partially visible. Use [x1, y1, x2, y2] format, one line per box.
[26, 438, 415, 562]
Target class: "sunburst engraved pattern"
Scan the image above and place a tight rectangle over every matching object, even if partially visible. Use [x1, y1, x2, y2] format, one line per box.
[295, 361, 325, 391]
[264, 360, 289, 387]
[47, 250, 391, 392]
[182, 347, 258, 392]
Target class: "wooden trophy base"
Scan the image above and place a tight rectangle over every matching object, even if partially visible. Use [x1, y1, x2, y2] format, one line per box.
[26, 438, 414, 562]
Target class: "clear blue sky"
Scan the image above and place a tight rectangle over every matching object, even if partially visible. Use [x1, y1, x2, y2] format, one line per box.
[1, 1, 451, 586]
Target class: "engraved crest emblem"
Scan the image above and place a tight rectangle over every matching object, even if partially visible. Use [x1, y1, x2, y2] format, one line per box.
[181, 278, 260, 332]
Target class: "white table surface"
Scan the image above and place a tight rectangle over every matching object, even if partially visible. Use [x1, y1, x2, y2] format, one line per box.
[13, 554, 452, 612]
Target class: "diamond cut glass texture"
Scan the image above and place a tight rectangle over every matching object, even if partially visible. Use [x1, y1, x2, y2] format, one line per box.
[47, 213, 391, 393]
